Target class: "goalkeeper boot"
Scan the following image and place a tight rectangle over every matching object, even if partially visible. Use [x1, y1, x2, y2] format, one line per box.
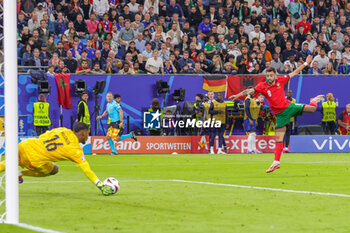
[18, 171, 23, 184]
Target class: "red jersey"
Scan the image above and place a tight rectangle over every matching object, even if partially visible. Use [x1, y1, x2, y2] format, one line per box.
[296, 21, 311, 33]
[254, 75, 291, 115]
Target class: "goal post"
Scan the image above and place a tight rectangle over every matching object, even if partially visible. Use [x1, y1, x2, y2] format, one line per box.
[4, 0, 19, 224]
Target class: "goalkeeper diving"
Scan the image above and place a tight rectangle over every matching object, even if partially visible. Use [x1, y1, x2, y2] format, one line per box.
[0, 122, 114, 196]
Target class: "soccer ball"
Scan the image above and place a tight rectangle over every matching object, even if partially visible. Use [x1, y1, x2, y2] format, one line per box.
[103, 177, 120, 194]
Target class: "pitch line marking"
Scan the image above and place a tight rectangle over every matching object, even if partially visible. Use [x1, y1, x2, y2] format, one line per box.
[171, 179, 350, 198]
[58, 161, 350, 167]
[23, 179, 170, 184]
[14, 223, 64, 233]
[23, 179, 350, 198]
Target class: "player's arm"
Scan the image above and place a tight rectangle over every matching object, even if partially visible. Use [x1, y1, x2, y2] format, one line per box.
[289, 55, 313, 78]
[76, 160, 114, 196]
[229, 88, 255, 100]
[96, 110, 108, 119]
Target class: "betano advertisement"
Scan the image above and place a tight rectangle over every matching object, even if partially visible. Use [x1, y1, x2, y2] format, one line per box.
[91, 136, 192, 154]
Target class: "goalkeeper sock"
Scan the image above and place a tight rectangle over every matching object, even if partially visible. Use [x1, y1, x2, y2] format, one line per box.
[108, 140, 117, 154]
[0, 161, 5, 172]
[274, 142, 284, 162]
[120, 133, 132, 141]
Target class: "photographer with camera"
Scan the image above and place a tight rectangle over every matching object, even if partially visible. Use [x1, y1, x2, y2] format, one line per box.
[148, 98, 163, 136]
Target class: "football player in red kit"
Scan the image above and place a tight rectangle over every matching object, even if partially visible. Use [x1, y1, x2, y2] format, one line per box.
[230, 55, 325, 173]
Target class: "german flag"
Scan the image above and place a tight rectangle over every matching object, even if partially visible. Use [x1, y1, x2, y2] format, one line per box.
[202, 75, 227, 92]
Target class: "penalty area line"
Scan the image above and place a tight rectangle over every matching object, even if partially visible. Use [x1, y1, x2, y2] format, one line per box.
[171, 179, 350, 198]
[14, 223, 64, 233]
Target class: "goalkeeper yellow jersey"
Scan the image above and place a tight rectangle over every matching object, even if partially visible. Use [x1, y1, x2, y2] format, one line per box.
[23, 127, 85, 164]
[19, 127, 98, 183]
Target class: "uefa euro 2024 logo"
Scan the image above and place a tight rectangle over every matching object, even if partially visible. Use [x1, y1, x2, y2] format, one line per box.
[143, 111, 161, 129]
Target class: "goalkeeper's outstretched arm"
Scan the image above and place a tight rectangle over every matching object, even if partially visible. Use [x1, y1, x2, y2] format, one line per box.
[77, 161, 113, 195]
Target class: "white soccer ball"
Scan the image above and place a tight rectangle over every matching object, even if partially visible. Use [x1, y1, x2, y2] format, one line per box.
[103, 177, 120, 194]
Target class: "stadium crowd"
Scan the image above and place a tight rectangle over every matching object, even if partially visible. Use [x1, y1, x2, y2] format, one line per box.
[16, 0, 350, 75]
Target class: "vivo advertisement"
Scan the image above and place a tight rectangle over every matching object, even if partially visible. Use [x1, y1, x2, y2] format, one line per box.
[290, 135, 350, 153]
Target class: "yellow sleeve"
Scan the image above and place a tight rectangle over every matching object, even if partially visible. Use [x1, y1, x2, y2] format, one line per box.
[66, 144, 100, 185]
[77, 161, 99, 184]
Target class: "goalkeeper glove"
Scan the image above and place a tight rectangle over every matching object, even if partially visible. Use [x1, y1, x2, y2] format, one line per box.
[96, 181, 114, 196]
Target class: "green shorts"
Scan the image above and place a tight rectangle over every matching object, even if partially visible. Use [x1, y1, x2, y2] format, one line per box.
[275, 103, 305, 128]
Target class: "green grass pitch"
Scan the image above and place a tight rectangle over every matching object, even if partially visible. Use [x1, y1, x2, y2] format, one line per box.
[1, 153, 350, 233]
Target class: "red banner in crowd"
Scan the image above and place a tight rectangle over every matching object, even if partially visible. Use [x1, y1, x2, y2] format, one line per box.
[54, 73, 72, 109]
[191, 136, 276, 153]
[225, 75, 265, 100]
[91, 136, 192, 154]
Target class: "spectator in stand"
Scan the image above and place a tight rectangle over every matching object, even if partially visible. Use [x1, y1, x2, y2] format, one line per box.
[296, 14, 311, 33]
[339, 57, 350, 74]
[178, 51, 195, 70]
[163, 59, 177, 74]
[93, 0, 110, 21]
[39, 43, 51, 66]
[308, 61, 323, 75]
[249, 25, 265, 44]
[322, 62, 337, 74]
[166, 23, 183, 46]
[198, 17, 213, 41]
[118, 19, 136, 57]
[28, 48, 44, 69]
[128, 0, 140, 14]
[142, 42, 153, 60]
[64, 50, 78, 73]
[118, 63, 136, 75]
[74, 14, 88, 38]
[91, 63, 106, 74]
[311, 48, 329, 69]
[21, 44, 33, 66]
[282, 41, 298, 62]
[78, 50, 92, 68]
[271, 53, 284, 73]
[204, 36, 218, 60]
[55, 12, 67, 37]
[55, 61, 71, 74]
[76, 60, 92, 74]
[135, 33, 146, 52]
[145, 50, 164, 74]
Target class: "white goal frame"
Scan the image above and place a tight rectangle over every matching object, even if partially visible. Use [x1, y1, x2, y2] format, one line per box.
[3, 0, 19, 223]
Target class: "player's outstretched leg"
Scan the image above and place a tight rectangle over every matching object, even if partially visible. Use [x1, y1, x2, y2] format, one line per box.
[117, 131, 137, 142]
[22, 163, 59, 177]
[304, 95, 325, 112]
[266, 126, 286, 173]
